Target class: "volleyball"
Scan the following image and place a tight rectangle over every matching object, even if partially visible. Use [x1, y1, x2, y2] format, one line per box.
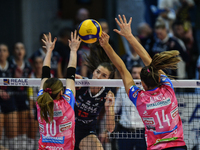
[78, 19, 102, 44]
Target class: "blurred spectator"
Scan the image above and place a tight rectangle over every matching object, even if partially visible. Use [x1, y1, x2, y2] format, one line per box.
[11, 42, 32, 149]
[115, 64, 146, 150]
[0, 44, 18, 149]
[143, 0, 158, 28]
[157, 0, 179, 34]
[75, 8, 91, 77]
[194, 0, 200, 55]
[176, 0, 194, 23]
[98, 19, 116, 50]
[147, 18, 188, 77]
[172, 20, 187, 79]
[137, 22, 153, 47]
[75, 8, 90, 29]
[121, 41, 144, 73]
[183, 22, 198, 79]
[54, 27, 71, 77]
[29, 32, 63, 78]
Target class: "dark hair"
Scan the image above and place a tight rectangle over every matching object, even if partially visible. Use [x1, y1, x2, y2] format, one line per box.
[131, 64, 143, 70]
[84, 43, 115, 79]
[39, 32, 49, 41]
[140, 50, 181, 88]
[37, 78, 63, 123]
[172, 20, 184, 30]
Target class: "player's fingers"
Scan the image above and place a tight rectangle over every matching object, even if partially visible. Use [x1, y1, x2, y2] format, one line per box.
[49, 32, 52, 42]
[71, 32, 73, 40]
[43, 34, 48, 42]
[74, 30, 77, 39]
[123, 14, 127, 24]
[42, 46, 46, 49]
[128, 17, 132, 25]
[118, 15, 124, 24]
[115, 18, 121, 27]
[113, 29, 120, 35]
[53, 37, 57, 44]
[41, 39, 46, 44]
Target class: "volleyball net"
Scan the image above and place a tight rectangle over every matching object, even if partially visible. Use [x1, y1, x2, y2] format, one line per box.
[0, 78, 199, 150]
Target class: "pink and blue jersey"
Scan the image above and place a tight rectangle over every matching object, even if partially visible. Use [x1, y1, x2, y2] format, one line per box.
[36, 88, 75, 150]
[129, 74, 186, 150]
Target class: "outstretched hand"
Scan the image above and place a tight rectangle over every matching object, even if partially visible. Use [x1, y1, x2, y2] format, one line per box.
[114, 15, 132, 38]
[69, 30, 81, 52]
[99, 31, 110, 48]
[42, 32, 57, 52]
[105, 90, 115, 110]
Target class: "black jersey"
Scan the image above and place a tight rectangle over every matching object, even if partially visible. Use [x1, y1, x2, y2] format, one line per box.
[75, 87, 110, 130]
[11, 59, 32, 92]
[0, 61, 16, 91]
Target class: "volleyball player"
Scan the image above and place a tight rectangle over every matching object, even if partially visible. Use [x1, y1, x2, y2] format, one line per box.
[36, 31, 81, 150]
[11, 42, 32, 149]
[74, 44, 115, 150]
[99, 15, 187, 150]
[0, 44, 18, 149]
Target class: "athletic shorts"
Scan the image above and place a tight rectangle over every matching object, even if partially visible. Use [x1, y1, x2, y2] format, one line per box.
[74, 126, 96, 150]
[0, 96, 17, 114]
[15, 95, 29, 111]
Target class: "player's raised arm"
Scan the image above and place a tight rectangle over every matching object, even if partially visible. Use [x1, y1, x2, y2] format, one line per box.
[99, 32, 134, 95]
[66, 30, 81, 95]
[39, 33, 57, 89]
[114, 15, 166, 75]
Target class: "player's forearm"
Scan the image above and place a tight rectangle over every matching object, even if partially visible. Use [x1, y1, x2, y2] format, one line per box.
[125, 34, 152, 66]
[105, 106, 115, 133]
[102, 43, 126, 73]
[67, 50, 77, 68]
[43, 51, 52, 68]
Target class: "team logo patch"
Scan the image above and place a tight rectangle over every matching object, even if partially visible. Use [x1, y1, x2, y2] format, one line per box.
[3, 79, 9, 85]
[59, 122, 72, 133]
[42, 135, 65, 144]
[143, 117, 155, 125]
[132, 89, 139, 98]
[146, 98, 171, 110]
[171, 107, 178, 119]
[63, 94, 70, 101]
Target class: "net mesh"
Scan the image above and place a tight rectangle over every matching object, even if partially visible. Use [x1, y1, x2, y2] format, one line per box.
[0, 78, 199, 150]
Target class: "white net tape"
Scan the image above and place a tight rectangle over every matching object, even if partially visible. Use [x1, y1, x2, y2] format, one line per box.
[0, 78, 200, 88]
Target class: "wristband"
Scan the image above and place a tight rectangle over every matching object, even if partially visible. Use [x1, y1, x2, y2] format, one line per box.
[42, 66, 51, 79]
[66, 67, 76, 81]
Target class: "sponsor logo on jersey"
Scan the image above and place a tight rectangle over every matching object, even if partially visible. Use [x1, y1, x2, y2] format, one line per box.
[3, 79, 10, 85]
[59, 122, 72, 133]
[39, 123, 44, 133]
[45, 146, 64, 150]
[42, 135, 65, 144]
[146, 98, 171, 110]
[53, 110, 63, 117]
[171, 107, 178, 119]
[143, 117, 155, 125]
[146, 125, 156, 131]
